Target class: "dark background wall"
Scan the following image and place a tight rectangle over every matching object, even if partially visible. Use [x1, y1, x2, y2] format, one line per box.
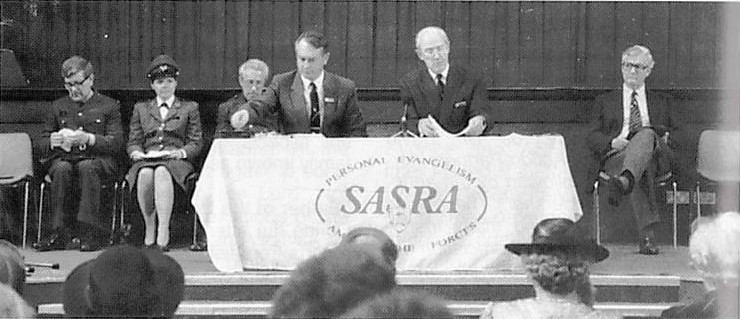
[0, 1, 728, 90]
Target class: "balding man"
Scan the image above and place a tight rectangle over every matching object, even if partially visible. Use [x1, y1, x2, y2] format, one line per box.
[399, 26, 489, 137]
[215, 59, 277, 138]
[588, 45, 683, 255]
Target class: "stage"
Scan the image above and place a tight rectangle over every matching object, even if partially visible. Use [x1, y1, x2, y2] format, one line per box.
[21, 243, 706, 319]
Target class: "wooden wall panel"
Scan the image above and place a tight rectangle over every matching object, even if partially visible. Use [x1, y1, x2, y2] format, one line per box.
[0, 0, 728, 90]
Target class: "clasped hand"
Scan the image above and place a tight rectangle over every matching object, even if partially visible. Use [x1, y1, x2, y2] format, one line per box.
[130, 149, 184, 161]
[50, 129, 90, 151]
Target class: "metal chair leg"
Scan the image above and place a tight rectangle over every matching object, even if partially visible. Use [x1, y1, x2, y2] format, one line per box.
[672, 182, 678, 249]
[37, 182, 45, 244]
[696, 183, 702, 218]
[594, 180, 601, 245]
[22, 180, 30, 249]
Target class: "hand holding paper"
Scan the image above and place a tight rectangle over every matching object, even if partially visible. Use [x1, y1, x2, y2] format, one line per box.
[230, 110, 250, 130]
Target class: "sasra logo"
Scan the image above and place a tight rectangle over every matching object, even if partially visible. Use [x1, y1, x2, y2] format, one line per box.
[339, 185, 461, 215]
[314, 156, 488, 252]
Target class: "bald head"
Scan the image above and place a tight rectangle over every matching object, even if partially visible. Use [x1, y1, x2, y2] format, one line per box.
[414, 26, 450, 74]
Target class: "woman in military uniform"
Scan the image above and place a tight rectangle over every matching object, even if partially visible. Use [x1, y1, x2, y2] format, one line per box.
[127, 55, 202, 251]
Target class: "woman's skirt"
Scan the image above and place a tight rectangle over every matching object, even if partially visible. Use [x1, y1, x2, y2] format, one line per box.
[126, 159, 194, 191]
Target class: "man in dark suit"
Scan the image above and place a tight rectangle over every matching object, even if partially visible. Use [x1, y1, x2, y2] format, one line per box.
[36, 56, 123, 252]
[587, 45, 682, 255]
[266, 31, 367, 137]
[215, 59, 277, 138]
[399, 26, 488, 137]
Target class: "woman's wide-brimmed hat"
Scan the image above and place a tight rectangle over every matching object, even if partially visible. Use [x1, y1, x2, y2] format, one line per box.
[505, 218, 610, 262]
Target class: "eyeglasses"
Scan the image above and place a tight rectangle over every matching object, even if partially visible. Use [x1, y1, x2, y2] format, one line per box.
[64, 74, 91, 89]
[419, 45, 449, 58]
[621, 62, 650, 71]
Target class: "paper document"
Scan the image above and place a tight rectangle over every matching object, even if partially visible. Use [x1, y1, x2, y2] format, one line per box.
[142, 150, 170, 159]
[427, 115, 472, 137]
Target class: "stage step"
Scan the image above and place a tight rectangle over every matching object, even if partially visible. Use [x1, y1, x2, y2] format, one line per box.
[24, 272, 682, 307]
[37, 300, 676, 319]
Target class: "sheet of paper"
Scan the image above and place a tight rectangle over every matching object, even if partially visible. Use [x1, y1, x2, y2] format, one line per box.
[427, 115, 471, 137]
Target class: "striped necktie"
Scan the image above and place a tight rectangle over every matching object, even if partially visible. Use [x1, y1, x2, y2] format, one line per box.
[628, 91, 642, 136]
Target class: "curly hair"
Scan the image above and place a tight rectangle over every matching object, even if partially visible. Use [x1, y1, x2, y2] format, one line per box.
[522, 250, 593, 304]
[0, 240, 25, 295]
[689, 212, 740, 288]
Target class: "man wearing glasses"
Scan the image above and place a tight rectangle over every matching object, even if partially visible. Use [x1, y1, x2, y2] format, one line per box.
[588, 45, 683, 255]
[399, 26, 488, 137]
[36, 56, 123, 252]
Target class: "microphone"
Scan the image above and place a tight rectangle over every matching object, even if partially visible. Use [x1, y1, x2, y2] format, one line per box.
[26, 262, 60, 269]
[400, 103, 409, 131]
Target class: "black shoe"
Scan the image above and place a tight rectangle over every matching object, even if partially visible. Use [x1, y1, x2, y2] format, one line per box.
[639, 237, 660, 255]
[79, 237, 103, 252]
[190, 240, 207, 252]
[600, 172, 626, 207]
[34, 231, 70, 252]
[147, 244, 169, 252]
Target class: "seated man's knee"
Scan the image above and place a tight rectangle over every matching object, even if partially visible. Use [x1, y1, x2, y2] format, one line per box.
[49, 160, 74, 179]
[76, 159, 103, 177]
[137, 168, 155, 183]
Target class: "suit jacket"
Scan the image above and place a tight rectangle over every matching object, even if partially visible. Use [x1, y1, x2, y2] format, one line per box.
[39, 92, 123, 165]
[267, 70, 367, 137]
[587, 89, 682, 158]
[214, 90, 277, 138]
[661, 287, 739, 319]
[399, 63, 488, 134]
[127, 98, 203, 160]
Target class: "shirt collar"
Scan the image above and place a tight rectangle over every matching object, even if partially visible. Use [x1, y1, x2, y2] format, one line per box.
[156, 96, 176, 108]
[301, 71, 325, 91]
[623, 83, 646, 97]
[427, 64, 450, 83]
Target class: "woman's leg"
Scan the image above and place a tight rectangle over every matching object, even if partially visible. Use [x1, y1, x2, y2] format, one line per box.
[136, 168, 156, 246]
[153, 166, 175, 247]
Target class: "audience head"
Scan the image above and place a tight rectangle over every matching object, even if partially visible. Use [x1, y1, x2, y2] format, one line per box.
[621, 45, 654, 90]
[61, 56, 95, 102]
[415, 26, 450, 74]
[294, 31, 330, 81]
[147, 54, 180, 100]
[505, 218, 609, 306]
[63, 244, 185, 318]
[0, 283, 34, 318]
[0, 239, 26, 294]
[238, 59, 270, 100]
[340, 227, 398, 268]
[270, 244, 396, 318]
[689, 211, 740, 290]
[341, 288, 453, 318]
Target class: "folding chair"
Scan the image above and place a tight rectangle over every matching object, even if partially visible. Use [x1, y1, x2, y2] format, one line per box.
[695, 130, 740, 215]
[0, 133, 34, 248]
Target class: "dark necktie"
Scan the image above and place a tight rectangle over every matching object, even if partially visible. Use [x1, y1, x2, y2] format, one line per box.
[628, 91, 642, 136]
[436, 74, 445, 99]
[309, 82, 320, 130]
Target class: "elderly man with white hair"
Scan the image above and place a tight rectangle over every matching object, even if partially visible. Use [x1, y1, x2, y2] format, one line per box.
[215, 58, 277, 138]
[661, 212, 739, 318]
[399, 26, 489, 137]
[587, 45, 684, 255]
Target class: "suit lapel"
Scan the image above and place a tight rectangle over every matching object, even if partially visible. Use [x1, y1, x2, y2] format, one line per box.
[165, 98, 182, 122]
[148, 99, 162, 121]
[289, 73, 310, 131]
[439, 65, 461, 123]
[419, 69, 441, 118]
[322, 72, 338, 130]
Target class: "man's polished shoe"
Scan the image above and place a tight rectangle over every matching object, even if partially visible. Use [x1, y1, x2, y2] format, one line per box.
[639, 237, 660, 255]
[34, 231, 70, 252]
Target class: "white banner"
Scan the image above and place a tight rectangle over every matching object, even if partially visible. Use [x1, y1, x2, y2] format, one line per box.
[192, 134, 582, 272]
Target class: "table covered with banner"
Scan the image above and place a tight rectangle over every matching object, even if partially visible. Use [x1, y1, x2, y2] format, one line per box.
[191, 134, 583, 272]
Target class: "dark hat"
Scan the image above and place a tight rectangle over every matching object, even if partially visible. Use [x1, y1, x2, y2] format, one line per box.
[63, 245, 184, 317]
[147, 54, 180, 80]
[504, 218, 609, 262]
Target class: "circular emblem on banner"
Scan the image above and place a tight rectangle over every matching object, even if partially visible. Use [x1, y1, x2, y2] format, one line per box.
[314, 155, 488, 253]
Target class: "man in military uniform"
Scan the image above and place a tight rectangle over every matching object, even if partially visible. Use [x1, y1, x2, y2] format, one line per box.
[36, 56, 123, 252]
[214, 59, 277, 138]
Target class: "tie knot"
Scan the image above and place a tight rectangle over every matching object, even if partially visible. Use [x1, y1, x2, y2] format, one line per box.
[631, 91, 638, 98]
[310, 82, 317, 90]
[436, 74, 443, 81]
[160, 103, 168, 108]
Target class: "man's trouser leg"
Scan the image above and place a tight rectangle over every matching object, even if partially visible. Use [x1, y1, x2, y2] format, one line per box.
[49, 159, 75, 231]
